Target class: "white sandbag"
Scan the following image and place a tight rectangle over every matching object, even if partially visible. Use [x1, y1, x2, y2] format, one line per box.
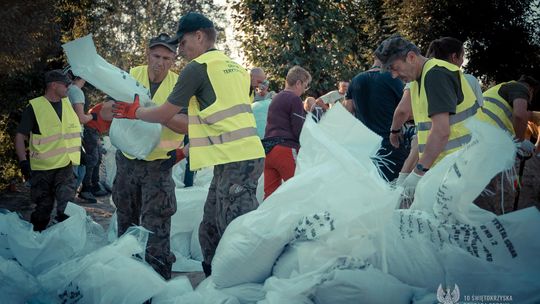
[80, 216, 108, 255]
[194, 167, 214, 187]
[442, 208, 540, 303]
[63, 35, 162, 159]
[6, 203, 88, 275]
[152, 276, 193, 304]
[171, 231, 192, 260]
[172, 186, 208, 233]
[256, 173, 264, 204]
[172, 278, 240, 304]
[272, 244, 301, 279]
[261, 257, 367, 304]
[172, 159, 187, 188]
[102, 136, 117, 191]
[171, 277, 264, 304]
[313, 268, 428, 304]
[212, 104, 398, 288]
[0, 209, 15, 260]
[171, 231, 202, 272]
[170, 186, 206, 272]
[38, 229, 164, 303]
[109, 119, 162, 159]
[190, 224, 203, 262]
[106, 211, 118, 243]
[411, 119, 516, 222]
[375, 121, 540, 300]
[66, 255, 164, 304]
[0, 256, 40, 304]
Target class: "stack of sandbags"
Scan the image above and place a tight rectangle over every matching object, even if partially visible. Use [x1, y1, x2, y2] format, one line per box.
[184, 106, 540, 303]
[0, 203, 172, 303]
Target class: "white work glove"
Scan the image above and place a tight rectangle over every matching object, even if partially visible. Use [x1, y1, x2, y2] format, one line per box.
[517, 140, 535, 158]
[394, 172, 409, 187]
[401, 171, 422, 200]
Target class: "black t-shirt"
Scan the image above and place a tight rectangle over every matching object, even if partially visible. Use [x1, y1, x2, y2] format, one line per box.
[167, 50, 220, 111]
[17, 99, 63, 136]
[421, 66, 464, 117]
[149, 81, 162, 98]
[498, 82, 530, 109]
[346, 69, 404, 140]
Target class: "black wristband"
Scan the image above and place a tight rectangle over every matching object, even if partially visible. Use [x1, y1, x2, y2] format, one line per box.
[390, 128, 401, 134]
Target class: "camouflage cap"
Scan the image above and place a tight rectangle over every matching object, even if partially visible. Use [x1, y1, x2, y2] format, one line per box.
[374, 36, 420, 70]
[149, 33, 177, 53]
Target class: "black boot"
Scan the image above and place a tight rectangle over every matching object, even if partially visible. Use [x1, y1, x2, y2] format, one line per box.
[202, 261, 212, 277]
[55, 212, 70, 223]
[30, 213, 49, 232]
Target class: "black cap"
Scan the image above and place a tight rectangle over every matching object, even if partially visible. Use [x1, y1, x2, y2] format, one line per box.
[44, 69, 71, 85]
[149, 33, 178, 53]
[374, 36, 420, 70]
[168, 12, 214, 44]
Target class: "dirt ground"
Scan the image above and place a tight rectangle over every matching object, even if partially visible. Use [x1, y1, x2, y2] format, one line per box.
[0, 157, 538, 290]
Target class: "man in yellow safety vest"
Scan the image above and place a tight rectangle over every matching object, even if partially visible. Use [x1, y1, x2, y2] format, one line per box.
[14, 70, 81, 232]
[112, 13, 265, 277]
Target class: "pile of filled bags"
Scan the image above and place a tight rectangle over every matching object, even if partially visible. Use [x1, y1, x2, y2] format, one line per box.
[170, 104, 540, 303]
[2, 104, 540, 303]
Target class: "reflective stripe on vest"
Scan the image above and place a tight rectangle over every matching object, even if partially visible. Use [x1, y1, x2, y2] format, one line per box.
[188, 50, 265, 170]
[31, 132, 81, 145]
[417, 103, 480, 131]
[30, 146, 80, 160]
[188, 104, 253, 125]
[29, 96, 81, 170]
[480, 82, 516, 135]
[410, 59, 478, 165]
[190, 127, 258, 147]
[481, 107, 511, 132]
[124, 65, 184, 160]
[483, 96, 513, 119]
[418, 134, 472, 154]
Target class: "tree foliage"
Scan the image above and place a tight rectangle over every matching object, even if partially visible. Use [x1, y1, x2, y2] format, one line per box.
[382, 0, 540, 84]
[233, 0, 540, 91]
[231, 0, 377, 96]
[0, 0, 225, 190]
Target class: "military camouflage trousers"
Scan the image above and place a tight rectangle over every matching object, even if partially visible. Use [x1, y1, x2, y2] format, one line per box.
[30, 164, 77, 232]
[112, 151, 177, 280]
[199, 157, 264, 265]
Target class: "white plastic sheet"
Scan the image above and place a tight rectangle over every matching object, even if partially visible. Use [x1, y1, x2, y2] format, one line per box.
[4, 203, 88, 275]
[212, 104, 399, 288]
[0, 256, 41, 304]
[101, 136, 117, 191]
[62, 35, 161, 159]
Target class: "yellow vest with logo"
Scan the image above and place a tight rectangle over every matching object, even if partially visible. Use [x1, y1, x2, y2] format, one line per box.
[188, 50, 265, 170]
[479, 82, 515, 135]
[123, 65, 185, 161]
[410, 59, 479, 165]
[29, 96, 81, 170]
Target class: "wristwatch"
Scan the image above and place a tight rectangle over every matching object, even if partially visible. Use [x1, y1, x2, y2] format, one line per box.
[416, 163, 429, 173]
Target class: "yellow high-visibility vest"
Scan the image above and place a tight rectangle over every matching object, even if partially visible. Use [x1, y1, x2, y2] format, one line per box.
[188, 50, 265, 170]
[480, 82, 516, 135]
[29, 96, 81, 170]
[410, 59, 479, 165]
[123, 65, 185, 161]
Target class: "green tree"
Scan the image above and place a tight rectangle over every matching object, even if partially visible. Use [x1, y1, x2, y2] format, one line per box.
[382, 0, 540, 84]
[87, 0, 226, 70]
[231, 0, 374, 96]
[0, 0, 226, 190]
